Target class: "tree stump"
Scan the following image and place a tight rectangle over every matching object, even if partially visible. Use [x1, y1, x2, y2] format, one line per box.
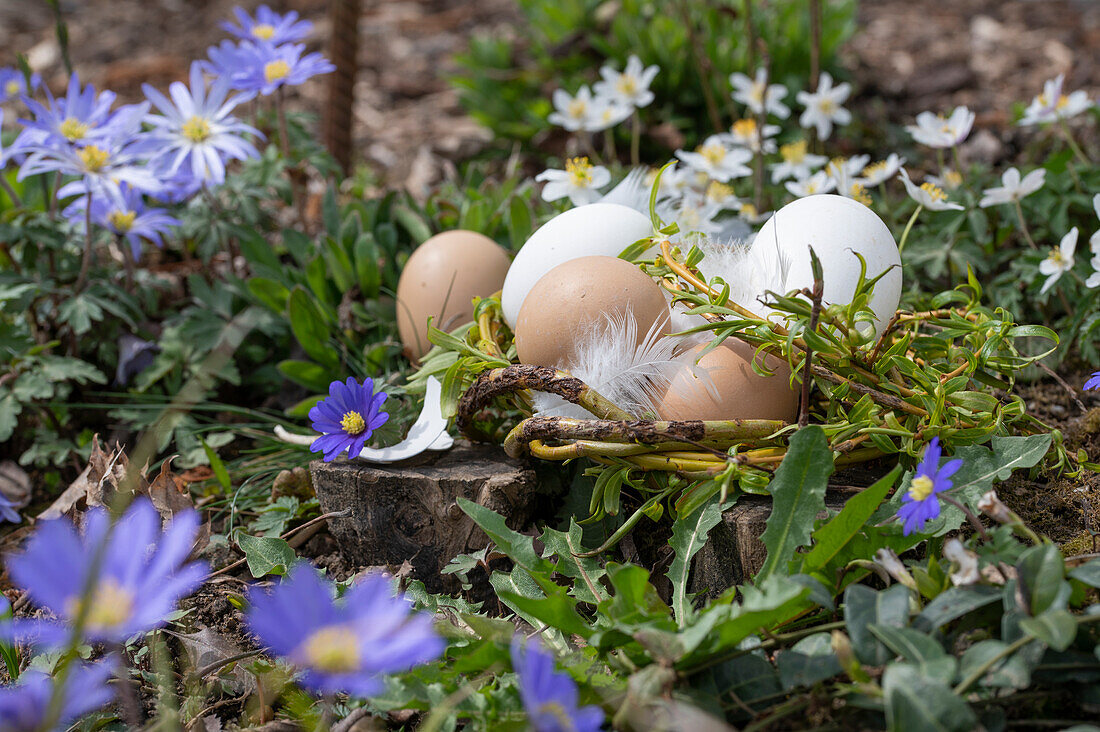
[310, 440, 565, 592]
[691, 493, 854, 596]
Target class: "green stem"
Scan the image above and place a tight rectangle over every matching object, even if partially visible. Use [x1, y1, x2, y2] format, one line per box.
[897, 205, 923, 252]
[1013, 199, 1038, 249]
[1057, 117, 1090, 165]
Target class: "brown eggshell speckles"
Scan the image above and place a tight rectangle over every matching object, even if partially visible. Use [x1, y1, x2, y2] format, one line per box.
[514, 256, 670, 368]
[656, 341, 799, 423]
[396, 230, 511, 362]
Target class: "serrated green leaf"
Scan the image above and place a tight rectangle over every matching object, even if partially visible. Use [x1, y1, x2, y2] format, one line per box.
[756, 426, 834, 583]
[668, 496, 723, 627]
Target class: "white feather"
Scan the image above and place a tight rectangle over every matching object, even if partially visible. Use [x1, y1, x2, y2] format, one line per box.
[532, 309, 682, 419]
[693, 236, 788, 317]
[599, 167, 650, 215]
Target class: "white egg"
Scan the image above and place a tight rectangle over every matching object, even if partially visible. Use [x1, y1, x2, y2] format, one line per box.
[754, 194, 901, 337]
[501, 203, 653, 327]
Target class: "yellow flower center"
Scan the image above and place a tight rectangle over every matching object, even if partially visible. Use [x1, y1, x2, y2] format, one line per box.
[863, 160, 887, 179]
[740, 202, 758, 218]
[566, 157, 594, 187]
[700, 142, 726, 166]
[5, 80, 20, 97]
[827, 157, 846, 176]
[749, 82, 765, 104]
[944, 170, 963, 189]
[615, 75, 638, 97]
[181, 116, 212, 143]
[819, 98, 837, 114]
[567, 98, 587, 119]
[706, 181, 735, 202]
[849, 183, 871, 206]
[59, 117, 89, 141]
[780, 140, 808, 164]
[536, 701, 574, 727]
[264, 60, 292, 84]
[908, 475, 935, 502]
[108, 210, 137, 233]
[920, 182, 947, 202]
[732, 118, 757, 139]
[77, 145, 110, 172]
[1046, 247, 1069, 268]
[66, 577, 135, 631]
[1056, 94, 1069, 110]
[251, 24, 276, 40]
[340, 410, 366, 435]
[298, 625, 361, 672]
[804, 180, 819, 194]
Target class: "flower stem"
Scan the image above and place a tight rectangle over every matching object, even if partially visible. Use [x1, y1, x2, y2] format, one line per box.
[603, 127, 617, 162]
[0, 175, 22, 209]
[276, 87, 291, 160]
[630, 110, 641, 168]
[1013, 199, 1039, 249]
[897, 205, 923, 252]
[1057, 117, 1091, 165]
[74, 191, 94, 293]
[940, 493, 990, 542]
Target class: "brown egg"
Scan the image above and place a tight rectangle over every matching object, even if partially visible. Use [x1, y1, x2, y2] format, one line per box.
[656, 341, 799, 422]
[514, 255, 670, 368]
[396, 230, 512, 362]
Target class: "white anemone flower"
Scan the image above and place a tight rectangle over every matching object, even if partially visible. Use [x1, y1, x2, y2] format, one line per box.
[1089, 193, 1100, 255]
[548, 85, 596, 131]
[795, 72, 851, 140]
[594, 55, 659, 109]
[1039, 227, 1078, 295]
[826, 156, 872, 205]
[1086, 255, 1100, 289]
[1019, 74, 1094, 126]
[769, 139, 827, 183]
[675, 135, 752, 182]
[906, 106, 975, 148]
[722, 118, 780, 154]
[978, 167, 1046, 208]
[536, 157, 611, 206]
[898, 168, 964, 211]
[729, 68, 790, 119]
[584, 95, 632, 132]
[661, 191, 721, 241]
[926, 168, 964, 192]
[785, 170, 836, 198]
[705, 180, 742, 210]
[857, 154, 906, 188]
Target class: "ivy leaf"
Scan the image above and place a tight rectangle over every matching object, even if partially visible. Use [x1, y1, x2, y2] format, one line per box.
[237, 534, 296, 578]
[755, 425, 834, 584]
[667, 495, 723, 628]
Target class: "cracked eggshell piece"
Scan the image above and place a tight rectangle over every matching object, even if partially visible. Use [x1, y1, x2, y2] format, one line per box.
[501, 203, 653, 327]
[755, 194, 901, 337]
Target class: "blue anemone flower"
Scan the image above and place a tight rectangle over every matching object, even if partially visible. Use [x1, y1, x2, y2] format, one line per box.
[208, 41, 335, 97]
[896, 437, 964, 536]
[0, 67, 40, 103]
[0, 491, 21, 524]
[141, 61, 260, 187]
[511, 638, 604, 732]
[308, 377, 389, 462]
[0, 661, 115, 732]
[4, 499, 207, 647]
[1085, 371, 1100, 391]
[221, 5, 314, 45]
[63, 185, 180, 260]
[15, 74, 141, 152]
[245, 563, 444, 697]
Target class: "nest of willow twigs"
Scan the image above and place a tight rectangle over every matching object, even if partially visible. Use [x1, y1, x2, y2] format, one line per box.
[415, 240, 1068, 497]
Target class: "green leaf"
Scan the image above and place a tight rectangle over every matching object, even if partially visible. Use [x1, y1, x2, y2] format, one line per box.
[667, 496, 723, 627]
[1016, 544, 1066, 616]
[958, 639, 1034, 689]
[802, 465, 901, 573]
[457, 498, 550, 573]
[0, 393, 21, 442]
[775, 633, 842, 689]
[869, 624, 946, 663]
[200, 438, 231, 490]
[58, 294, 104, 335]
[882, 663, 977, 732]
[354, 232, 382, 298]
[276, 359, 332, 393]
[679, 576, 810, 661]
[844, 584, 911, 666]
[247, 277, 291, 313]
[237, 535, 296, 578]
[755, 425, 834, 583]
[1069, 558, 1100, 589]
[1019, 609, 1077, 652]
[539, 520, 608, 605]
[914, 585, 1001, 632]
[287, 287, 338, 369]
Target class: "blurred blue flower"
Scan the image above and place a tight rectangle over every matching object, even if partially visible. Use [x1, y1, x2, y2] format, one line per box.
[222, 5, 313, 45]
[63, 185, 179, 260]
[0, 67, 39, 103]
[0, 492, 20, 524]
[141, 61, 260, 187]
[309, 377, 389, 462]
[0, 661, 115, 732]
[510, 637, 604, 732]
[896, 437, 963, 536]
[208, 41, 334, 97]
[245, 563, 443, 697]
[1085, 371, 1100, 391]
[4, 499, 206, 647]
[15, 74, 141, 151]
[114, 333, 160, 386]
